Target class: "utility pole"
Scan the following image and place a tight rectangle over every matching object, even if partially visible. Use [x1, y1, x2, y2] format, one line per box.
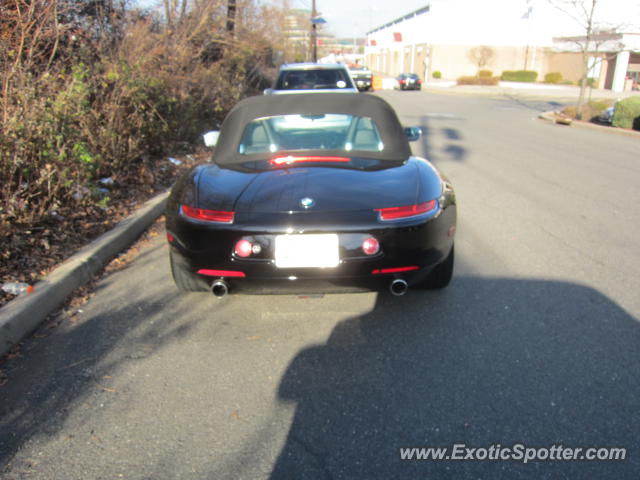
[227, 0, 236, 36]
[310, 0, 318, 62]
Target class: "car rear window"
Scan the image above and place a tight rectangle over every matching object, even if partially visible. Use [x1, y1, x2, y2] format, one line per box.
[275, 69, 355, 90]
[238, 114, 384, 155]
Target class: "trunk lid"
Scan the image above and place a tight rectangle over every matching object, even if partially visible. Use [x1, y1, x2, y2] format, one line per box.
[234, 163, 418, 213]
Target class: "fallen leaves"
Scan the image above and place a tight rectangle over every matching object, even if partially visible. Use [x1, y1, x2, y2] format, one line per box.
[0, 153, 200, 309]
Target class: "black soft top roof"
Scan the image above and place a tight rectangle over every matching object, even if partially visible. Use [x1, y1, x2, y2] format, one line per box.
[213, 93, 411, 165]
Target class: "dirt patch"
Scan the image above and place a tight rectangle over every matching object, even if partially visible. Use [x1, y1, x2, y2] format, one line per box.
[0, 152, 207, 308]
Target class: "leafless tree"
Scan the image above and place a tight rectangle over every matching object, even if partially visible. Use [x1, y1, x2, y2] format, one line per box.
[548, 0, 627, 118]
[468, 46, 495, 74]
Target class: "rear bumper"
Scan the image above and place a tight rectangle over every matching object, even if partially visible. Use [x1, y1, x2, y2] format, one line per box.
[170, 244, 439, 294]
[353, 78, 372, 90]
[167, 204, 456, 294]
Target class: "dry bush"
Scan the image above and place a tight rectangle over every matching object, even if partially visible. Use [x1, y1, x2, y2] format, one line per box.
[0, 0, 279, 230]
[561, 99, 613, 122]
[456, 76, 500, 86]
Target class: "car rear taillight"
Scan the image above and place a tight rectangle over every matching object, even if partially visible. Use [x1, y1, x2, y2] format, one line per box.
[375, 200, 437, 221]
[399, 79, 405, 84]
[181, 205, 234, 224]
[362, 237, 380, 255]
[271, 155, 350, 166]
[234, 239, 253, 257]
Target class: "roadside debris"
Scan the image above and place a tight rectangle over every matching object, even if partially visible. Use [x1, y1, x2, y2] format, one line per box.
[553, 112, 573, 125]
[99, 177, 115, 186]
[1, 282, 34, 296]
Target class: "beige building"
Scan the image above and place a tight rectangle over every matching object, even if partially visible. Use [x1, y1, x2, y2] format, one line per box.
[551, 33, 640, 90]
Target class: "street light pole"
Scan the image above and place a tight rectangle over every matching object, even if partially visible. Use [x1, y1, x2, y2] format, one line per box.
[311, 0, 318, 62]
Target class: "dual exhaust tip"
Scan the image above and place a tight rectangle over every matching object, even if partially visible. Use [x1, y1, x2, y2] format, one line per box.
[389, 278, 408, 296]
[211, 280, 229, 298]
[211, 278, 409, 297]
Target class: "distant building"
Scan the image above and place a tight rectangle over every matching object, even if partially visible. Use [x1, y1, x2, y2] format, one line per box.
[283, 9, 312, 63]
[365, 0, 640, 91]
[552, 32, 640, 90]
[321, 37, 366, 56]
[282, 9, 353, 62]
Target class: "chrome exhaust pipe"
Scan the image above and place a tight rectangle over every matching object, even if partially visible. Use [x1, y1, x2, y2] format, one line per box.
[389, 278, 408, 296]
[211, 280, 229, 298]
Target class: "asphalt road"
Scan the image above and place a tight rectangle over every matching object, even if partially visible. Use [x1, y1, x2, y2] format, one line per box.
[1, 91, 639, 479]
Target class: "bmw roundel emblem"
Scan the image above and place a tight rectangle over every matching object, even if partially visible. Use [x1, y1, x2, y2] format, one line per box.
[300, 197, 315, 209]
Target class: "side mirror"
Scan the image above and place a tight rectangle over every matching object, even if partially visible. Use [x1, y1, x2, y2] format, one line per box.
[263, 88, 274, 95]
[203, 131, 220, 148]
[404, 126, 422, 142]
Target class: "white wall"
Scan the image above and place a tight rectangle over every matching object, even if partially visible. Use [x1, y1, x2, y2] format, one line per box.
[366, 0, 640, 60]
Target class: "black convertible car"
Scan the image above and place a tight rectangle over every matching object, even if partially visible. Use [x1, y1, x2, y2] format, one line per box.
[166, 93, 456, 297]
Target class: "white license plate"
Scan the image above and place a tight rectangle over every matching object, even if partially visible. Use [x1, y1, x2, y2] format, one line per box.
[275, 234, 339, 268]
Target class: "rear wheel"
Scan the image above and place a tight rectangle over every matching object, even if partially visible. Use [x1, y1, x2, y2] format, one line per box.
[170, 250, 206, 292]
[421, 245, 454, 289]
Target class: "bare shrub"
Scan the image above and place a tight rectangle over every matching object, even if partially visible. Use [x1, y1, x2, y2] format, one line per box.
[1, 0, 280, 229]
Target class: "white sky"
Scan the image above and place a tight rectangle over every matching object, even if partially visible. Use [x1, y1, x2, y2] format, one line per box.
[320, 0, 429, 38]
[283, 0, 430, 37]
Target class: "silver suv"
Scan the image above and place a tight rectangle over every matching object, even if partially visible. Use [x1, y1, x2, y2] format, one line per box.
[265, 63, 358, 95]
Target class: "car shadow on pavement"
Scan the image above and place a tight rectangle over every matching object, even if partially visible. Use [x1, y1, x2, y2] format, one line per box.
[415, 116, 467, 164]
[268, 277, 640, 479]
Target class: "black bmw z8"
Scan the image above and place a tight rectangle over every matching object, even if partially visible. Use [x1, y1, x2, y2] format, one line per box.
[165, 93, 456, 297]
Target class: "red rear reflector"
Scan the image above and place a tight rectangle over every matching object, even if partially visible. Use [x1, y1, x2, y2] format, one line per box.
[372, 266, 419, 275]
[234, 239, 253, 257]
[362, 237, 380, 255]
[375, 200, 437, 221]
[167, 232, 175, 243]
[181, 205, 234, 224]
[271, 155, 350, 166]
[197, 269, 246, 278]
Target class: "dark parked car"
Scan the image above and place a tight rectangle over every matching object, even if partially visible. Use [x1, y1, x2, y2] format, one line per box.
[166, 93, 456, 297]
[395, 73, 422, 90]
[265, 63, 358, 95]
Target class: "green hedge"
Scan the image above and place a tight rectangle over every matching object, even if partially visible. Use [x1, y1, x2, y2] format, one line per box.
[501, 70, 538, 82]
[478, 69, 493, 78]
[432, 70, 442, 79]
[612, 96, 640, 130]
[544, 72, 563, 84]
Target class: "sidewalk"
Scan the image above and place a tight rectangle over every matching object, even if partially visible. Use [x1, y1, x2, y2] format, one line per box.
[372, 72, 639, 101]
[420, 79, 639, 101]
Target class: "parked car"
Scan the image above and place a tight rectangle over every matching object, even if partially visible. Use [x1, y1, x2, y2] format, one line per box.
[598, 106, 615, 124]
[348, 64, 373, 91]
[395, 73, 422, 91]
[166, 93, 456, 297]
[265, 63, 358, 95]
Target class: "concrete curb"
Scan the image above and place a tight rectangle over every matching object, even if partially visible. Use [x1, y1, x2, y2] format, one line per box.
[0, 190, 170, 357]
[538, 112, 640, 139]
